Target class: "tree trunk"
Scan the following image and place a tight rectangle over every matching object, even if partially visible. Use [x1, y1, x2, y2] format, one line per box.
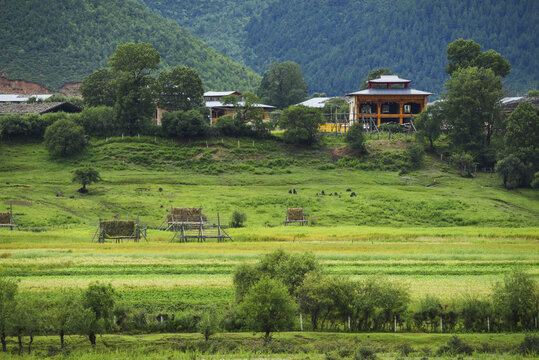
[28, 335, 33, 354]
[60, 330, 64, 349]
[264, 331, 271, 344]
[89, 332, 96, 346]
[429, 138, 434, 150]
[1, 332, 6, 352]
[17, 335, 22, 356]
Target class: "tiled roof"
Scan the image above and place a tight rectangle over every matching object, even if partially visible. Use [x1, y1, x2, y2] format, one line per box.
[0, 102, 81, 114]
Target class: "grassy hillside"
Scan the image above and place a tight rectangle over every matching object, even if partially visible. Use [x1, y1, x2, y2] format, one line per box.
[0, 136, 537, 313]
[138, 0, 539, 96]
[0, 0, 261, 92]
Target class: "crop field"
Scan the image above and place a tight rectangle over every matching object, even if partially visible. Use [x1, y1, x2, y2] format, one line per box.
[1, 138, 538, 312]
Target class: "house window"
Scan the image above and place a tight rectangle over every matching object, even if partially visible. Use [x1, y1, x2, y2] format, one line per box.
[403, 104, 411, 113]
[382, 104, 390, 113]
[360, 105, 372, 113]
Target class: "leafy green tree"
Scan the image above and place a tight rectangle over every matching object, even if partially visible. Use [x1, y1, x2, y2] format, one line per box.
[161, 109, 209, 139]
[527, 89, 539, 97]
[239, 277, 296, 343]
[82, 282, 117, 346]
[459, 296, 493, 332]
[443, 66, 503, 155]
[44, 119, 86, 157]
[497, 102, 539, 188]
[345, 122, 367, 153]
[412, 295, 442, 332]
[279, 105, 324, 145]
[414, 103, 443, 150]
[229, 210, 246, 228]
[80, 69, 117, 107]
[8, 295, 45, 355]
[214, 114, 248, 137]
[360, 68, 393, 89]
[50, 291, 94, 348]
[495, 154, 527, 189]
[109, 43, 161, 136]
[233, 250, 319, 302]
[257, 62, 308, 109]
[198, 306, 221, 342]
[446, 39, 510, 77]
[157, 65, 204, 111]
[0, 278, 17, 352]
[492, 269, 538, 331]
[72, 167, 101, 193]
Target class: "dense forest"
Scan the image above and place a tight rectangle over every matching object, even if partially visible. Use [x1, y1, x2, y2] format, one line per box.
[139, 0, 539, 96]
[0, 0, 261, 92]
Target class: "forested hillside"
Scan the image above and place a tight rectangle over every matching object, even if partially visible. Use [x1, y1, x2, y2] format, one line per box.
[139, 0, 539, 96]
[0, 0, 261, 92]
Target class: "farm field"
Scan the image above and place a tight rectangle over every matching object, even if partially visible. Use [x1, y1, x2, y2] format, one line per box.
[1, 137, 538, 314]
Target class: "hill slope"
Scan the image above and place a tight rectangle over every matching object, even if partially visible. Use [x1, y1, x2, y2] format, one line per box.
[0, 0, 261, 92]
[138, 0, 539, 96]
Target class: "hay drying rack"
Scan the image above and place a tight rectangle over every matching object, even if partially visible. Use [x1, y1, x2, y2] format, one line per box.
[92, 216, 147, 243]
[0, 204, 17, 230]
[160, 206, 232, 243]
[285, 206, 308, 226]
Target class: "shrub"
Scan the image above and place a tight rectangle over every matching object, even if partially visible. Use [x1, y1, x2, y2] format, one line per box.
[161, 109, 208, 139]
[214, 114, 251, 137]
[354, 343, 376, 360]
[74, 106, 118, 137]
[345, 122, 367, 152]
[229, 210, 247, 228]
[515, 334, 539, 355]
[436, 336, 473, 356]
[44, 118, 86, 157]
[451, 152, 476, 177]
[0, 113, 59, 139]
[72, 167, 101, 193]
[173, 310, 200, 332]
[407, 142, 424, 169]
[495, 154, 527, 189]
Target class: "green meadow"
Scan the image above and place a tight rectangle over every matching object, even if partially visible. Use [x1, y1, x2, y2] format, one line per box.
[1, 136, 537, 315]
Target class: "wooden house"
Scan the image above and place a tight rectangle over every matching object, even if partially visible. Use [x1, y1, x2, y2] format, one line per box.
[346, 75, 431, 126]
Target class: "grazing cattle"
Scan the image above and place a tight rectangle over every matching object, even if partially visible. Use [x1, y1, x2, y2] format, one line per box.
[321, 190, 325, 195]
[350, 192, 356, 197]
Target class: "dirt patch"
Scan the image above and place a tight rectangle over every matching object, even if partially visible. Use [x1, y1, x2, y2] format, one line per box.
[367, 139, 407, 152]
[58, 82, 81, 97]
[331, 146, 356, 159]
[4, 200, 33, 206]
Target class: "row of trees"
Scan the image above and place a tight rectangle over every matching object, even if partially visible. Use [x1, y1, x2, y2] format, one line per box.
[230, 251, 538, 340]
[1, 253, 537, 352]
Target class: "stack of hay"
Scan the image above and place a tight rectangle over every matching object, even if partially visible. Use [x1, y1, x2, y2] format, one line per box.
[287, 208, 304, 221]
[101, 220, 135, 237]
[0, 212, 11, 225]
[168, 207, 206, 223]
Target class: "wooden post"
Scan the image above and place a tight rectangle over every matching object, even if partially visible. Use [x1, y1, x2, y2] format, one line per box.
[487, 316, 490, 332]
[394, 315, 397, 332]
[10, 204, 13, 231]
[300, 314, 303, 331]
[237, 140, 240, 148]
[217, 211, 222, 242]
[348, 316, 351, 330]
[440, 318, 443, 332]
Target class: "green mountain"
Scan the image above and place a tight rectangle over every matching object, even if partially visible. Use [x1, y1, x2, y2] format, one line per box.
[138, 0, 539, 96]
[0, 0, 261, 92]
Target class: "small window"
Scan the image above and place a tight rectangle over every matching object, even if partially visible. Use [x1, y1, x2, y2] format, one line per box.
[360, 105, 372, 113]
[404, 104, 411, 113]
[382, 104, 390, 113]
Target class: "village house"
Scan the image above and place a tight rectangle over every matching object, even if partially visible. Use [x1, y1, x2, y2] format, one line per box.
[346, 75, 431, 126]
[0, 102, 81, 115]
[154, 91, 275, 125]
[204, 91, 275, 124]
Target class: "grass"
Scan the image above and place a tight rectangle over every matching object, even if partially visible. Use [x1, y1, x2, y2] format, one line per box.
[0, 136, 537, 344]
[0, 332, 529, 359]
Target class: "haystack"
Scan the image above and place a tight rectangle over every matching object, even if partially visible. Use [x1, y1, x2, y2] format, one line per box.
[101, 220, 135, 237]
[170, 207, 206, 222]
[0, 213, 11, 224]
[287, 208, 304, 221]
